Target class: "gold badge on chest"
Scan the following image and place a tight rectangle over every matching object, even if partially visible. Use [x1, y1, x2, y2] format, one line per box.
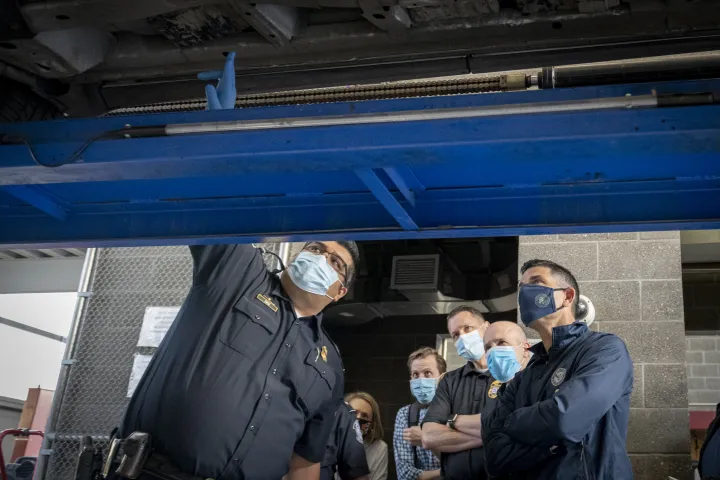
[256, 293, 278, 312]
[488, 380, 502, 399]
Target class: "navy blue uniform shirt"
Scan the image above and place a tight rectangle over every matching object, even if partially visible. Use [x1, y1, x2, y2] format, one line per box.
[121, 245, 344, 480]
[321, 402, 370, 480]
[482, 322, 633, 479]
[423, 363, 499, 480]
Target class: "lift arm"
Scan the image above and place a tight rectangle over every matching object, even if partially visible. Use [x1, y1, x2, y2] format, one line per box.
[1, 79, 720, 248]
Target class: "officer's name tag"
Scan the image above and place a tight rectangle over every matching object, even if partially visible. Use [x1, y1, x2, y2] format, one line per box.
[256, 293, 279, 312]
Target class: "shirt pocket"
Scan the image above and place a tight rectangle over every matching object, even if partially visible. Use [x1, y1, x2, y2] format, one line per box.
[296, 347, 336, 414]
[220, 296, 280, 361]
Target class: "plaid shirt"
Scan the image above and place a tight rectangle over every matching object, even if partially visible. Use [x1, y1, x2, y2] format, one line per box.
[393, 405, 441, 480]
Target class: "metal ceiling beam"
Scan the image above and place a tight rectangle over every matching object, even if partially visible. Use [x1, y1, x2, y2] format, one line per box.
[2, 185, 68, 220]
[355, 168, 418, 230]
[0, 316, 66, 343]
[1, 79, 720, 247]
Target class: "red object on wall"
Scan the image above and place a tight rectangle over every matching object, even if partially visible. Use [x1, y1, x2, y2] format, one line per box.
[690, 410, 717, 430]
[10, 389, 53, 461]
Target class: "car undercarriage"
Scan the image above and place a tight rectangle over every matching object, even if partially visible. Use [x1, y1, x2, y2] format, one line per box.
[1, 0, 720, 117]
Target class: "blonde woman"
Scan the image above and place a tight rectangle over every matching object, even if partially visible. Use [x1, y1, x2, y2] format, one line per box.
[345, 392, 388, 480]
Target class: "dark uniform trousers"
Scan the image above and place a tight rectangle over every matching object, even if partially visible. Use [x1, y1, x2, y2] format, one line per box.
[423, 362, 499, 480]
[119, 245, 344, 480]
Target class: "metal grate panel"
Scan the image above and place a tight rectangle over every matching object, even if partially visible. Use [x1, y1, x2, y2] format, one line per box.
[390, 254, 439, 290]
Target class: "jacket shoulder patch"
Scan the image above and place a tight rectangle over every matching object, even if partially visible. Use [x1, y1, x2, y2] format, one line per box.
[551, 367, 567, 387]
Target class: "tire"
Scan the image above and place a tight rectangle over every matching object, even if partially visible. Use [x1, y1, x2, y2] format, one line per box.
[0, 79, 63, 123]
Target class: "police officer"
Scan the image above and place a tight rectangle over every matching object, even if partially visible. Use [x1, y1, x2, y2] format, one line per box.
[119, 241, 360, 480]
[482, 259, 633, 479]
[321, 402, 370, 480]
[420, 306, 494, 480]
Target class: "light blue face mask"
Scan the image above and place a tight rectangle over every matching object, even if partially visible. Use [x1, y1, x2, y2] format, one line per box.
[455, 330, 485, 362]
[410, 378, 437, 405]
[487, 346, 522, 383]
[287, 251, 341, 298]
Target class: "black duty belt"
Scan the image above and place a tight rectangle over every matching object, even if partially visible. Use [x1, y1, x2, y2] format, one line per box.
[143, 454, 209, 480]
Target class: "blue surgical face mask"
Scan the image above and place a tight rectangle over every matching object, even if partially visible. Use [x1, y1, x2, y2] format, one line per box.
[487, 346, 522, 383]
[410, 378, 437, 404]
[288, 251, 341, 298]
[518, 284, 567, 326]
[455, 330, 485, 362]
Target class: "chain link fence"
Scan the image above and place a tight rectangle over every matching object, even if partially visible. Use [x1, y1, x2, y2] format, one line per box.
[44, 244, 283, 480]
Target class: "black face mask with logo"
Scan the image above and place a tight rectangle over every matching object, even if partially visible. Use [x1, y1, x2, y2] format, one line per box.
[518, 284, 567, 326]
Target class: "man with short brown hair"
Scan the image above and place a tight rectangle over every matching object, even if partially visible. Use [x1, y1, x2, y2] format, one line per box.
[393, 347, 445, 480]
[420, 307, 494, 480]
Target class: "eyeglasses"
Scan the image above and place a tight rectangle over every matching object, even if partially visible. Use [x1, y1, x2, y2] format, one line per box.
[303, 242, 349, 283]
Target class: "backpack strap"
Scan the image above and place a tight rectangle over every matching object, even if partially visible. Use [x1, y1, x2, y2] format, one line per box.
[407, 403, 423, 468]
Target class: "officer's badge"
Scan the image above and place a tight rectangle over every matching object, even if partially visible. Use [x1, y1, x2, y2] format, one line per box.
[353, 419, 364, 444]
[256, 293, 278, 312]
[535, 293, 550, 308]
[551, 367, 567, 386]
[320, 346, 328, 362]
[488, 380, 502, 399]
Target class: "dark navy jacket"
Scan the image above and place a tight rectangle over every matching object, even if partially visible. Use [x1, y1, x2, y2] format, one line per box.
[699, 402, 720, 478]
[482, 322, 633, 479]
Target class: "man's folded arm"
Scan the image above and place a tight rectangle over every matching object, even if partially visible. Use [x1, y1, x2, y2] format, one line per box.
[504, 336, 632, 447]
[481, 375, 554, 476]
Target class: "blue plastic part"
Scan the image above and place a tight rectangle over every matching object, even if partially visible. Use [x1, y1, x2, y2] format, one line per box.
[1, 79, 720, 247]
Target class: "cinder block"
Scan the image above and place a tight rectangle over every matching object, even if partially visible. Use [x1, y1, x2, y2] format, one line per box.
[686, 351, 704, 364]
[580, 281, 640, 322]
[644, 364, 688, 408]
[630, 454, 692, 480]
[519, 235, 558, 243]
[692, 364, 720, 377]
[627, 409, 690, 453]
[688, 337, 718, 351]
[631, 364, 643, 408]
[707, 378, 720, 390]
[705, 351, 720, 364]
[687, 378, 705, 390]
[639, 231, 681, 240]
[599, 322, 685, 363]
[598, 241, 681, 281]
[688, 390, 720, 403]
[641, 281, 684, 321]
[519, 242, 598, 281]
[558, 233, 638, 241]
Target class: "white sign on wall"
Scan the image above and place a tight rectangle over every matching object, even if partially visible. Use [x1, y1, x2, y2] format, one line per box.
[137, 306, 180, 347]
[126, 354, 153, 397]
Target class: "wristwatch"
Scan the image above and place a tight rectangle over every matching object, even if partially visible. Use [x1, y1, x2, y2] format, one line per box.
[447, 413, 459, 430]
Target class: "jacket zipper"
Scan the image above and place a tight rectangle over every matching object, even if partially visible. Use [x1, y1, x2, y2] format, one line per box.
[580, 440, 590, 480]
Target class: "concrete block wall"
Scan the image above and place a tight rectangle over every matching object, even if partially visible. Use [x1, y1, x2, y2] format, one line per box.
[686, 335, 720, 408]
[519, 231, 691, 480]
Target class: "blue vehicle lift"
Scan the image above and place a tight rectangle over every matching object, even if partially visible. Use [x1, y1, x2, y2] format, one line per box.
[1, 78, 720, 248]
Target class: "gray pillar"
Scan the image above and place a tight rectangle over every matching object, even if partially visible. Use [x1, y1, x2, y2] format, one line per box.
[519, 232, 691, 480]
